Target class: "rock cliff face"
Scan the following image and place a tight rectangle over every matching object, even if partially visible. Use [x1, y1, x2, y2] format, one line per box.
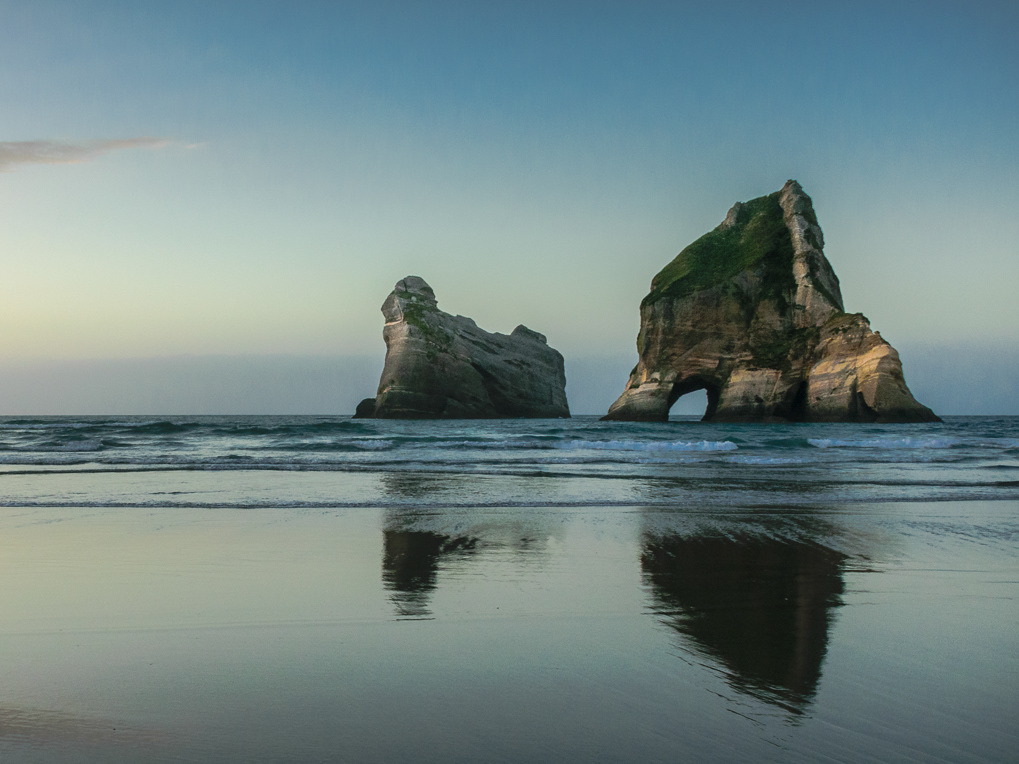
[356, 276, 569, 419]
[604, 180, 938, 423]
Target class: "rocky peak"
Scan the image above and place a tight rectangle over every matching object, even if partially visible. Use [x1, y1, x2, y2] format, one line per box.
[720, 201, 744, 230]
[778, 180, 843, 325]
[510, 325, 548, 344]
[382, 275, 438, 323]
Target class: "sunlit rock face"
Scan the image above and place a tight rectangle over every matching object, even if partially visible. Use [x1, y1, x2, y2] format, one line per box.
[355, 276, 570, 419]
[604, 180, 938, 422]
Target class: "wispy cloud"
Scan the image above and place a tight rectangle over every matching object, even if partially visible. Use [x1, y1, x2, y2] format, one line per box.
[0, 137, 171, 172]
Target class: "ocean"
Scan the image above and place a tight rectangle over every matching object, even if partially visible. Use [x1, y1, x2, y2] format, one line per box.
[1, 415, 1017, 762]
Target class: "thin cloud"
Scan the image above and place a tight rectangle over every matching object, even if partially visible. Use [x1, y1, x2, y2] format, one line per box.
[0, 137, 170, 172]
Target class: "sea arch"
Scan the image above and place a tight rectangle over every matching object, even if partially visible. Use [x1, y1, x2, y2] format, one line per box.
[666, 375, 720, 421]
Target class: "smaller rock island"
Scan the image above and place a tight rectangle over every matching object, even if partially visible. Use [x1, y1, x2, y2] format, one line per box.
[355, 276, 570, 419]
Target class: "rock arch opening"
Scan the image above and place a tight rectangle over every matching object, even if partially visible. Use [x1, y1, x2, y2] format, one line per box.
[666, 377, 720, 421]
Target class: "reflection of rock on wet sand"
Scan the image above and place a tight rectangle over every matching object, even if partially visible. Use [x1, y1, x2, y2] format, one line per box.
[641, 533, 845, 714]
[382, 530, 478, 617]
[379, 493, 565, 618]
[380, 472, 468, 500]
[381, 522, 558, 618]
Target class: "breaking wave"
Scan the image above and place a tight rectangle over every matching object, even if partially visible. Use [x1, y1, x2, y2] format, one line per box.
[557, 439, 738, 452]
[808, 437, 960, 450]
[0, 415, 1017, 505]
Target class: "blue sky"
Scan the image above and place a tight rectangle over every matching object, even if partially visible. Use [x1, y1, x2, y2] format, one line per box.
[1, 1, 1017, 413]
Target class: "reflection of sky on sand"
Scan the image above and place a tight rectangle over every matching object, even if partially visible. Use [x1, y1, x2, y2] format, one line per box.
[0, 703, 168, 759]
[0, 500, 1015, 762]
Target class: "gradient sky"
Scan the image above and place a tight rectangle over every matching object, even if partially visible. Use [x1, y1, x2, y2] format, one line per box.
[1, 1, 1017, 413]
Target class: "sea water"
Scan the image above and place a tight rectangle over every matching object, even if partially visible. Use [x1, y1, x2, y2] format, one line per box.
[0, 416, 1016, 762]
[1, 415, 1017, 507]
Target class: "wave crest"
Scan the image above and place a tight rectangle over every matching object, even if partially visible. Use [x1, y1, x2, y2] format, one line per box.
[808, 437, 960, 450]
[557, 439, 738, 452]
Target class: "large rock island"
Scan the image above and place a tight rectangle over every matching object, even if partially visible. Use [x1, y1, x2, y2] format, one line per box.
[355, 276, 570, 419]
[604, 180, 938, 423]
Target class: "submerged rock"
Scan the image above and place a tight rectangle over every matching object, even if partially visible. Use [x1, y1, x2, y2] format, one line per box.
[604, 180, 938, 423]
[355, 276, 569, 419]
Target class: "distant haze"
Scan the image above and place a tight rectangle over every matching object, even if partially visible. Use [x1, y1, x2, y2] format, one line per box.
[0, 344, 1013, 417]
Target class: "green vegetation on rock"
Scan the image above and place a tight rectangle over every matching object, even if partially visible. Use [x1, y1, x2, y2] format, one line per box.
[400, 299, 454, 353]
[749, 325, 820, 372]
[643, 191, 795, 307]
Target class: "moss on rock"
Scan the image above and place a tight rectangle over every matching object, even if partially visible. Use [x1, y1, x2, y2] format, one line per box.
[643, 191, 794, 307]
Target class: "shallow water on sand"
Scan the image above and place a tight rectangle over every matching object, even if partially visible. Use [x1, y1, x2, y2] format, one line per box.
[0, 502, 1015, 762]
[0, 417, 1017, 762]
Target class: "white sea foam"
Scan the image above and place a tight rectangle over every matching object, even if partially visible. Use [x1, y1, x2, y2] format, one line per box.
[557, 439, 738, 452]
[350, 439, 395, 450]
[977, 438, 1019, 449]
[724, 455, 807, 465]
[404, 439, 545, 450]
[808, 437, 960, 450]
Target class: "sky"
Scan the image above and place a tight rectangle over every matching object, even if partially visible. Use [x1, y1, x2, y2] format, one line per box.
[1, 0, 1017, 414]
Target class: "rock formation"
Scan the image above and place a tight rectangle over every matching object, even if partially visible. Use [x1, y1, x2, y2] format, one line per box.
[604, 180, 939, 423]
[355, 276, 569, 419]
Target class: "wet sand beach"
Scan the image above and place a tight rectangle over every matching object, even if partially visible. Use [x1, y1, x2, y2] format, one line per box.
[1, 495, 1016, 762]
